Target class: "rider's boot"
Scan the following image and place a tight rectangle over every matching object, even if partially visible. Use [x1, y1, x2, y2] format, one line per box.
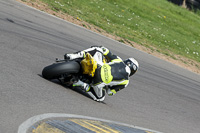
[73, 80, 105, 102]
[87, 91, 105, 102]
[73, 80, 90, 92]
[64, 51, 85, 60]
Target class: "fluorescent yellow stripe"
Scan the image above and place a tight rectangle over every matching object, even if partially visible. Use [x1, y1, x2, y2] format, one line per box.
[111, 89, 116, 94]
[73, 85, 80, 87]
[70, 119, 120, 133]
[86, 86, 90, 92]
[83, 51, 86, 58]
[111, 59, 122, 62]
[119, 80, 129, 85]
[104, 49, 109, 55]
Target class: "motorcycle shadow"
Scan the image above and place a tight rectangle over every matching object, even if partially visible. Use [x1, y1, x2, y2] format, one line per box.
[38, 74, 94, 101]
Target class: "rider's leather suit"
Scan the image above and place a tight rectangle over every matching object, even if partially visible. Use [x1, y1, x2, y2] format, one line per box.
[67, 46, 131, 101]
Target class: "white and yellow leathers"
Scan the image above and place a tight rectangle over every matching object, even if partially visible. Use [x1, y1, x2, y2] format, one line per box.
[65, 46, 131, 102]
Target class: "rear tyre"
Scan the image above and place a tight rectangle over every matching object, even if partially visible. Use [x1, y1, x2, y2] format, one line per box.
[42, 61, 80, 80]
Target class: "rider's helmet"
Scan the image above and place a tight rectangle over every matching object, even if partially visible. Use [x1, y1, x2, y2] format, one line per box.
[124, 58, 139, 76]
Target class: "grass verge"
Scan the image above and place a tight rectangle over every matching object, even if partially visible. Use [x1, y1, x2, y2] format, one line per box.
[17, 0, 200, 74]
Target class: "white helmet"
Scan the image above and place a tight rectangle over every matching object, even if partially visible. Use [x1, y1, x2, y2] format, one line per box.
[124, 58, 139, 76]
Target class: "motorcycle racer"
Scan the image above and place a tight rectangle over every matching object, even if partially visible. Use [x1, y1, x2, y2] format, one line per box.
[64, 46, 139, 102]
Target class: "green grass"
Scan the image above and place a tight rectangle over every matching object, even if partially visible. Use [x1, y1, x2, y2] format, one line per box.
[40, 0, 200, 62]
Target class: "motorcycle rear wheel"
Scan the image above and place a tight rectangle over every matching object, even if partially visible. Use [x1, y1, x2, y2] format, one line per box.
[42, 61, 80, 80]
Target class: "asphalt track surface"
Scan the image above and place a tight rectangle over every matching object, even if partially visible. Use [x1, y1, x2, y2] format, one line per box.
[0, 0, 200, 133]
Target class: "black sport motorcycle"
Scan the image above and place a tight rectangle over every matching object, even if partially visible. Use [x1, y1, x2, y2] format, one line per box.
[42, 53, 98, 86]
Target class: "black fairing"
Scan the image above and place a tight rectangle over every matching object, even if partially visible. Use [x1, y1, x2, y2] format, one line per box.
[42, 61, 80, 79]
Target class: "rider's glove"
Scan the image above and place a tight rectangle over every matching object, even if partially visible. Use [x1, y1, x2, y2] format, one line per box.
[107, 88, 116, 96]
[101, 46, 109, 55]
